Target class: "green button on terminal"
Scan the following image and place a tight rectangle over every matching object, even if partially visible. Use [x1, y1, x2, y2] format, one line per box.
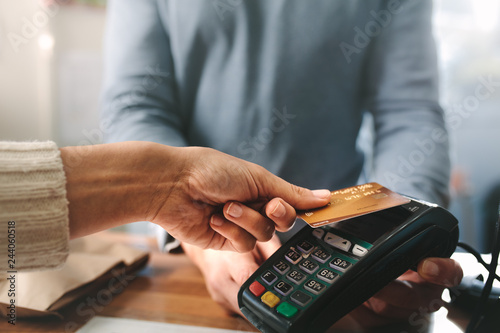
[277, 302, 298, 318]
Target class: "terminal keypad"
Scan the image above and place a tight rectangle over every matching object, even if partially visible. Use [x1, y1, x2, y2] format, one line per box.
[247, 227, 372, 320]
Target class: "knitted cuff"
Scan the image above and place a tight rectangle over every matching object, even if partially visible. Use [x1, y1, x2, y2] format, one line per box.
[0, 141, 69, 271]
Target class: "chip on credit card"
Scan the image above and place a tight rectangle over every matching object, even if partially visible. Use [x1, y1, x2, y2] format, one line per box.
[298, 182, 410, 228]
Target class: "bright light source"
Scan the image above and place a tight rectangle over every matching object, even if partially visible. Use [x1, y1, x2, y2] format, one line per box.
[473, 0, 499, 32]
[38, 34, 54, 51]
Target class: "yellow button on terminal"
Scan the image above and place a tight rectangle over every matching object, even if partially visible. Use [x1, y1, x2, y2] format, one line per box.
[261, 291, 280, 308]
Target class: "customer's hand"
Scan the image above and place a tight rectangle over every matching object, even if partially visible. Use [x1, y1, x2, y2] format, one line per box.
[147, 145, 330, 252]
[62, 142, 330, 252]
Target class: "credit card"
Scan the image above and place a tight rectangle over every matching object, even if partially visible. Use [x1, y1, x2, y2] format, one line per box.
[298, 182, 410, 228]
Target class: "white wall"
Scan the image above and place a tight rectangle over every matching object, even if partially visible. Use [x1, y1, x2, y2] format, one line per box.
[51, 4, 106, 147]
[0, 0, 52, 141]
[0, 1, 106, 145]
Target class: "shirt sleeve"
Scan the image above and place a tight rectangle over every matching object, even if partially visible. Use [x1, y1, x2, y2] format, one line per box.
[101, 0, 187, 147]
[364, 0, 450, 206]
[0, 141, 69, 271]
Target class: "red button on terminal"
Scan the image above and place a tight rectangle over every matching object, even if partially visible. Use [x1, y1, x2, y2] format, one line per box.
[249, 281, 266, 297]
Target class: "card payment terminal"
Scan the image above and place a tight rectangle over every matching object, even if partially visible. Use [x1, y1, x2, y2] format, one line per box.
[238, 198, 459, 333]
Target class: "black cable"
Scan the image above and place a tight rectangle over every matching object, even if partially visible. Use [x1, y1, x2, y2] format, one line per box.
[465, 204, 500, 333]
[457, 242, 500, 282]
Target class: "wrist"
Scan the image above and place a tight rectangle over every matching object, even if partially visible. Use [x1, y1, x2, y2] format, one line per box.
[181, 241, 207, 267]
[61, 142, 187, 238]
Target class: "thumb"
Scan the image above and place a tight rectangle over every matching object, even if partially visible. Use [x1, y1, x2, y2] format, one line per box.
[257, 170, 331, 210]
[418, 258, 463, 287]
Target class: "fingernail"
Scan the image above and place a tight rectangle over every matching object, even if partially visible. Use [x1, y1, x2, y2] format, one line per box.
[211, 215, 224, 226]
[423, 260, 439, 277]
[227, 202, 243, 218]
[312, 189, 331, 199]
[271, 201, 286, 218]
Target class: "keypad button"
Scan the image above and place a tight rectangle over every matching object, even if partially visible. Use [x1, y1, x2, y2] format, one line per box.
[297, 240, 314, 254]
[299, 259, 319, 274]
[312, 228, 325, 240]
[261, 291, 280, 308]
[287, 270, 306, 285]
[277, 302, 298, 318]
[304, 279, 326, 295]
[285, 249, 302, 264]
[261, 270, 278, 285]
[273, 260, 290, 275]
[316, 268, 338, 284]
[329, 257, 352, 272]
[311, 248, 331, 263]
[324, 232, 351, 252]
[249, 281, 266, 297]
[290, 290, 312, 307]
[352, 244, 369, 257]
[274, 280, 293, 296]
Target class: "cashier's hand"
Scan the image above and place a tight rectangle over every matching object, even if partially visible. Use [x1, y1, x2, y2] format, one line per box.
[182, 233, 282, 314]
[348, 257, 463, 327]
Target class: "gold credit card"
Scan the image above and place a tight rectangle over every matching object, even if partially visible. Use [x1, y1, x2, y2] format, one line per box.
[298, 182, 410, 228]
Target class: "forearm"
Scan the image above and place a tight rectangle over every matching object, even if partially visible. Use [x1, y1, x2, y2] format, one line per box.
[102, 109, 187, 146]
[370, 106, 450, 206]
[102, 0, 185, 146]
[60, 142, 187, 239]
[365, 0, 449, 205]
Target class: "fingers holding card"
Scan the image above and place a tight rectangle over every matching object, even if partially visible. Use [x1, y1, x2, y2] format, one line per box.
[298, 183, 410, 228]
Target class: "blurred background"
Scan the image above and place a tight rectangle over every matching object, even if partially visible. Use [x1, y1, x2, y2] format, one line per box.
[0, 0, 499, 251]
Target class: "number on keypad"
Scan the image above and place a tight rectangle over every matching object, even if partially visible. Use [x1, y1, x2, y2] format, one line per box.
[299, 259, 319, 274]
[287, 270, 306, 285]
[329, 257, 352, 271]
[317, 268, 338, 284]
[285, 249, 302, 264]
[297, 240, 314, 254]
[274, 260, 291, 274]
[304, 279, 326, 295]
[311, 248, 331, 263]
[275, 281, 293, 296]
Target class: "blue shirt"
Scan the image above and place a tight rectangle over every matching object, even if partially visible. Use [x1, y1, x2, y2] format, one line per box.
[102, 0, 450, 206]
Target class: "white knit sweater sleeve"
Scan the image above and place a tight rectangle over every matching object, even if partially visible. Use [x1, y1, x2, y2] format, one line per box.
[0, 141, 69, 271]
